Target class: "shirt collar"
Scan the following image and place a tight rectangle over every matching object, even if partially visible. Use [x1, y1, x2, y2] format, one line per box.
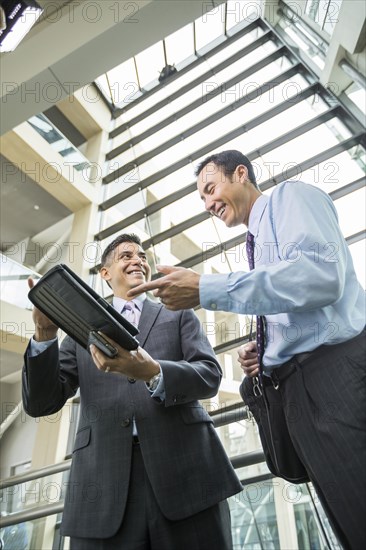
[247, 194, 268, 238]
[112, 293, 146, 313]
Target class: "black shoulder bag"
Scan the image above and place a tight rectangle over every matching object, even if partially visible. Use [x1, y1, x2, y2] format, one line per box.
[240, 371, 310, 484]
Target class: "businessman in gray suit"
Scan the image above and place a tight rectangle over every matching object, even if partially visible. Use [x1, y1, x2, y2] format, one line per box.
[22, 233, 242, 549]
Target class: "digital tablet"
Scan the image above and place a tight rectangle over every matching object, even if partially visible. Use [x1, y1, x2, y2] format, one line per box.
[28, 264, 139, 352]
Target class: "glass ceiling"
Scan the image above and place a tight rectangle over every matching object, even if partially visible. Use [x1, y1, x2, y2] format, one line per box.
[95, 1, 261, 108]
[91, 0, 364, 297]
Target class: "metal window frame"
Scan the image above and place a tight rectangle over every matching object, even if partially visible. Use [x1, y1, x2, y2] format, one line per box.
[102, 81, 328, 190]
[111, 18, 268, 122]
[107, 45, 294, 162]
[94, 12, 365, 299]
[97, 104, 346, 243]
[103, 82, 363, 197]
[132, 138, 364, 260]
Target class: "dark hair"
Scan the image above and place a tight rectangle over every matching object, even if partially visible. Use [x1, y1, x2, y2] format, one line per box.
[194, 150, 257, 188]
[100, 233, 142, 267]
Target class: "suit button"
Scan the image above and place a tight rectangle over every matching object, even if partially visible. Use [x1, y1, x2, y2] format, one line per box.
[128, 378, 136, 383]
[173, 394, 186, 403]
[121, 418, 130, 427]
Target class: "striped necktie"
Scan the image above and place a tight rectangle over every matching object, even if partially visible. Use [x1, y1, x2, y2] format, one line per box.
[246, 231, 265, 367]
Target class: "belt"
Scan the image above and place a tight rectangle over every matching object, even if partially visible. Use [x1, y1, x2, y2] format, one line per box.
[132, 435, 140, 444]
[263, 350, 314, 388]
[263, 328, 365, 389]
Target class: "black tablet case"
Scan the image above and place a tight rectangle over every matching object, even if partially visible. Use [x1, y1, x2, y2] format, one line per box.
[28, 264, 139, 351]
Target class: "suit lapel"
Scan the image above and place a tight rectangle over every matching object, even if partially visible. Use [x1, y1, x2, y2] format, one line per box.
[137, 299, 163, 347]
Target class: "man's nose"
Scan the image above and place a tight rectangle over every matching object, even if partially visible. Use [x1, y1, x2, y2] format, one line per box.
[204, 197, 214, 213]
[131, 255, 143, 265]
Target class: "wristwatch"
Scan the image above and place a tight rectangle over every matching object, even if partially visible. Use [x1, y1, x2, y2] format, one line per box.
[146, 371, 161, 392]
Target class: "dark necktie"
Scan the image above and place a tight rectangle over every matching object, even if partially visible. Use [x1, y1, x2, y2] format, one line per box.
[246, 231, 265, 367]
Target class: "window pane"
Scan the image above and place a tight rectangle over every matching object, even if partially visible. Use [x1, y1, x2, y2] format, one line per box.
[135, 41, 165, 89]
[226, 0, 263, 31]
[349, 240, 366, 289]
[195, 3, 225, 51]
[300, 148, 366, 193]
[165, 24, 194, 66]
[323, 0, 343, 35]
[102, 58, 139, 106]
[258, 117, 351, 179]
[334, 188, 366, 238]
[109, 75, 315, 184]
[119, 56, 293, 159]
[114, 24, 265, 126]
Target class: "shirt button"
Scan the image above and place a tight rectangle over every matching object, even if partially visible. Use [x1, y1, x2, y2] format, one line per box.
[121, 418, 130, 427]
[210, 303, 217, 310]
[128, 378, 136, 383]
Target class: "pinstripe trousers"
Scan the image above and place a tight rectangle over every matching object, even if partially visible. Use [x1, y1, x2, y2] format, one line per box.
[279, 329, 365, 550]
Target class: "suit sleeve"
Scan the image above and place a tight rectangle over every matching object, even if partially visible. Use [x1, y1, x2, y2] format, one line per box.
[22, 336, 79, 417]
[157, 309, 222, 407]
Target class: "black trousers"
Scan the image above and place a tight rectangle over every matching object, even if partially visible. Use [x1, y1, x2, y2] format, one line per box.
[70, 444, 233, 550]
[278, 329, 366, 550]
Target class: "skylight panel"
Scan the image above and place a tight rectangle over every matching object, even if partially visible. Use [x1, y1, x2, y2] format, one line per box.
[165, 23, 194, 65]
[135, 41, 165, 90]
[100, 58, 140, 106]
[226, 0, 262, 31]
[195, 3, 225, 50]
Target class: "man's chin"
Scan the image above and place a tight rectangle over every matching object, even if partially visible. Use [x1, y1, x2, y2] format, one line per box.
[129, 278, 147, 290]
[225, 219, 239, 228]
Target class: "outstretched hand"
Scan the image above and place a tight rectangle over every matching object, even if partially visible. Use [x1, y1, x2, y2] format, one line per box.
[127, 265, 201, 310]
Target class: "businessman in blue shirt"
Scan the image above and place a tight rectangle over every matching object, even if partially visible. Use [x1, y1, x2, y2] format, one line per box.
[129, 149, 366, 550]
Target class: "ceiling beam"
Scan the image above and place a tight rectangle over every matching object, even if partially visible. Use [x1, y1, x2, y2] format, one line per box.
[0, 123, 97, 211]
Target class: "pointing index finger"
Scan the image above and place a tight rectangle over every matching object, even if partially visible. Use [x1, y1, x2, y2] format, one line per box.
[127, 278, 165, 298]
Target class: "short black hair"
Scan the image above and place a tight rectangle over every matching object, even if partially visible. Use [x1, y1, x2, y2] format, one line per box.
[194, 150, 257, 188]
[100, 233, 142, 267]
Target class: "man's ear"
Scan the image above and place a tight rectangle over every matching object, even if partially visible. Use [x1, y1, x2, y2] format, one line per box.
[236, 164, 248, 183]
[100, 266, 110, 282]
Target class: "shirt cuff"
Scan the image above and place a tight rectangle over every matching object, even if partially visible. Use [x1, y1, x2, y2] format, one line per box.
[28, 336, 57, 357]
[199, 273, 232, 311]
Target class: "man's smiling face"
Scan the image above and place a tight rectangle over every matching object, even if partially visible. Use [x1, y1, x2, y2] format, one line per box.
[100, 241, 151, 298]
[197, 162, 260, 228]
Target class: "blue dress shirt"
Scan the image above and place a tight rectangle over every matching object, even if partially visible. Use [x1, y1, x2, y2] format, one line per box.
[200, 181, 365, 370]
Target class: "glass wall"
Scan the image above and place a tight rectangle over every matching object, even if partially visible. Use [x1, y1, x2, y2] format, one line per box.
[95, 15, 365, 293]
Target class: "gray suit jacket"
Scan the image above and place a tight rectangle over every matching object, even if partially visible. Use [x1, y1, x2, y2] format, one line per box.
[22, 299, 242, 539]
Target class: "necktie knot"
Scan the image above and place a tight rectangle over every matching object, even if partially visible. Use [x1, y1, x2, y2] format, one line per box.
[123, 301, 138, 327]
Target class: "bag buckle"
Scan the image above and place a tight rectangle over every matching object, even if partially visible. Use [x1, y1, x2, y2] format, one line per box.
[253, 376, 262, 397]
[244, 405, 255, 424]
